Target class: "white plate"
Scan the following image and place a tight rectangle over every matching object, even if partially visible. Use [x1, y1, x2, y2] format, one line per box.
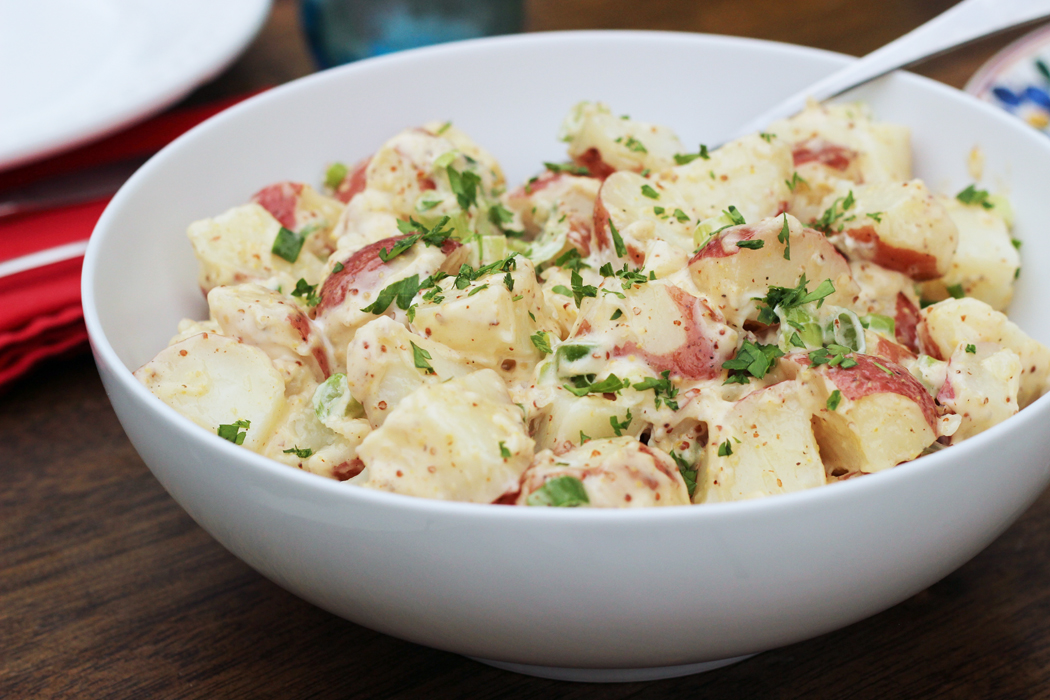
[0, 0, 271, 171]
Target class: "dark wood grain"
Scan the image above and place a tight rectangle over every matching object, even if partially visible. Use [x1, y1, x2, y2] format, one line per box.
[5, 1, 1050, 697]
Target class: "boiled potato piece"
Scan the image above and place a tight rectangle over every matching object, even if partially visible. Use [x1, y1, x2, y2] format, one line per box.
[356, 370, 534, 503]
[919, 195, 1019, 310]
[559, 101, 684, 175]
[824, 180, 958, 281]
[664, 132, 794, 223]
[701, 379, 826, 503]
[188, 203, 328, 293]
[688, 214, 859, 328]
[918, 297, 1050, 407]
[797, 353, 937, 477]
[250, 181, 345, 252]
[518, 437, 690, 508]
[134, 332, 285, 451]
[345, 316, 478, 427]
[209, 283, 334, 394]
[936, 344, 1021, 442]
[594, 171, 695, 263]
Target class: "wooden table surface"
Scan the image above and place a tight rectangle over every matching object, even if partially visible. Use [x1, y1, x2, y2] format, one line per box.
[4, 1, 1049, 697]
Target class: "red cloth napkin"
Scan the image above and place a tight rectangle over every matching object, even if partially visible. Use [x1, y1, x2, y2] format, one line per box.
[0, 91, 264, 390]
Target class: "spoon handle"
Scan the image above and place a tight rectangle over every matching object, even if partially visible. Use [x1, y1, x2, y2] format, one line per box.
[722, 0, 1050, 144]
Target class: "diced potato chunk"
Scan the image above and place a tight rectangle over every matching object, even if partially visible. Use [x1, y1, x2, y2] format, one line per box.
[937, 345, 1021, 442]
[825, 180, 958, 281]
[560, 101, 684, 174]
[518, 437, 690, 507]
[919, 297, 1050, 407]
[187, 203, 327, 293]
[134, 332, 285, 450]
[346, 317, 478, 427]
[919, 196, 1019, 310]
[701, 380, 826, 502]
[356, 370, 534, 503]
[689, 215, 859, 328]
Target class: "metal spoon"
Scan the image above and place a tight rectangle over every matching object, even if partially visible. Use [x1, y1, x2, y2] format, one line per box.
[720, 0, 1050, 145]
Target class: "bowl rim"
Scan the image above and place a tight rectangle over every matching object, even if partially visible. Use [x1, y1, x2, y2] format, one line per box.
[82, 28, 1050, 523]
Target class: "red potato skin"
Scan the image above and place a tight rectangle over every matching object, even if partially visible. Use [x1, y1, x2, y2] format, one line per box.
[870, 336, 915, 366]
[611, 285, 733, 381]
[821, 353, 938, 429]
[792, 139, 856, 172]
[286, 311, 332, 379]
[334, 156, 371, 203]
[252, 182, 304, 229]
[333, 458, 365, 481]
[689, 225, 760, 262]
[838, 225, 940, 281]
[573, 147, 617, 180]
[895, 292, 921, 352]
[316, 235, 462, 313]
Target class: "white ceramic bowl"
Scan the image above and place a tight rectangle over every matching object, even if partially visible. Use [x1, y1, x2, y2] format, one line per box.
[82, 31, 1050, 682]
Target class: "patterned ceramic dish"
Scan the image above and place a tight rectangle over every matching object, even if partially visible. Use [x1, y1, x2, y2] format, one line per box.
[967, 23, 1050, 133]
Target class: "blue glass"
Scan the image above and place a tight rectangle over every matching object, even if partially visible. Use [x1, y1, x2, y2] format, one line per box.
[300, 0, 524, 68]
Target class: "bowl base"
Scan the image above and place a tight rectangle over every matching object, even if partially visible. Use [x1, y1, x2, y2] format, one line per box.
[469, 653, 755, 682]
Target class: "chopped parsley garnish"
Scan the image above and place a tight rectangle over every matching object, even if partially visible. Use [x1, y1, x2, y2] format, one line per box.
[609, 220, 627, 258]
[283, 445, 313, 459]
[499, 441, 512, 459]
[611, 309, 623, 320]
[526, 475, 589, 507]
[599, 261, 650, 290]
[623, 136, 648, 153]
[488, 203, 515, 227]
[565, 268, 598, 308]
[966, 344, 977, 354]
[785, 171, 807, 192]
[503, 272, 514, 291]
[332, 261, 345, 273]
[563, 373, 631, 397]
[544, 161, 591, 176]
[632, 370, 679, 410]
[410, 341, 435, 374]
[291, 278, 321, 307]
[754, 274, 835, 325]
[610, 409, 633, 437]
[808, 344, 857, 368]
[558, 344, 592, 362]
[380, 216, 453, 262]
[325, 162, 348, 190]
[826, 390, 842, 411]
[813, 190, 855, 234]
[759, 132, 775, 142]
[735, 239, 764, 250]
[553, 247, 589, 271]
[466, 283, 488, 297]
[872, 361, 893, 375]
[674, 145, 710, 165]
[717, 439, 733, 457]
[580, 431, 591, 444]
[435, 121, 452, 135]
[866, 212, 883, 223]
[956, 184, 994, 209]
[530, 331, 553, 355]
[654, 206, 665, 215]
[723, 341, 784, 384]
[724, 205, 746, 226]
[669, 450, 697, 497]
[946, 283, 965, 299]
[778, 213, 791, 260]
[512, 294, 523, 301]
[1012, 239, 1022, 250]
[272, 226, 305, 263]
[217, 419, 250, 445]
[362, 274, 420, 315]
[673, 208, 690, 223]
[641, 184, 660, 199]
[446, 165, 481, 210]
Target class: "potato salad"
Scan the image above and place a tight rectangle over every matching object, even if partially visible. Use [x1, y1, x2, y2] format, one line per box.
[135, 101, 1049, 507]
